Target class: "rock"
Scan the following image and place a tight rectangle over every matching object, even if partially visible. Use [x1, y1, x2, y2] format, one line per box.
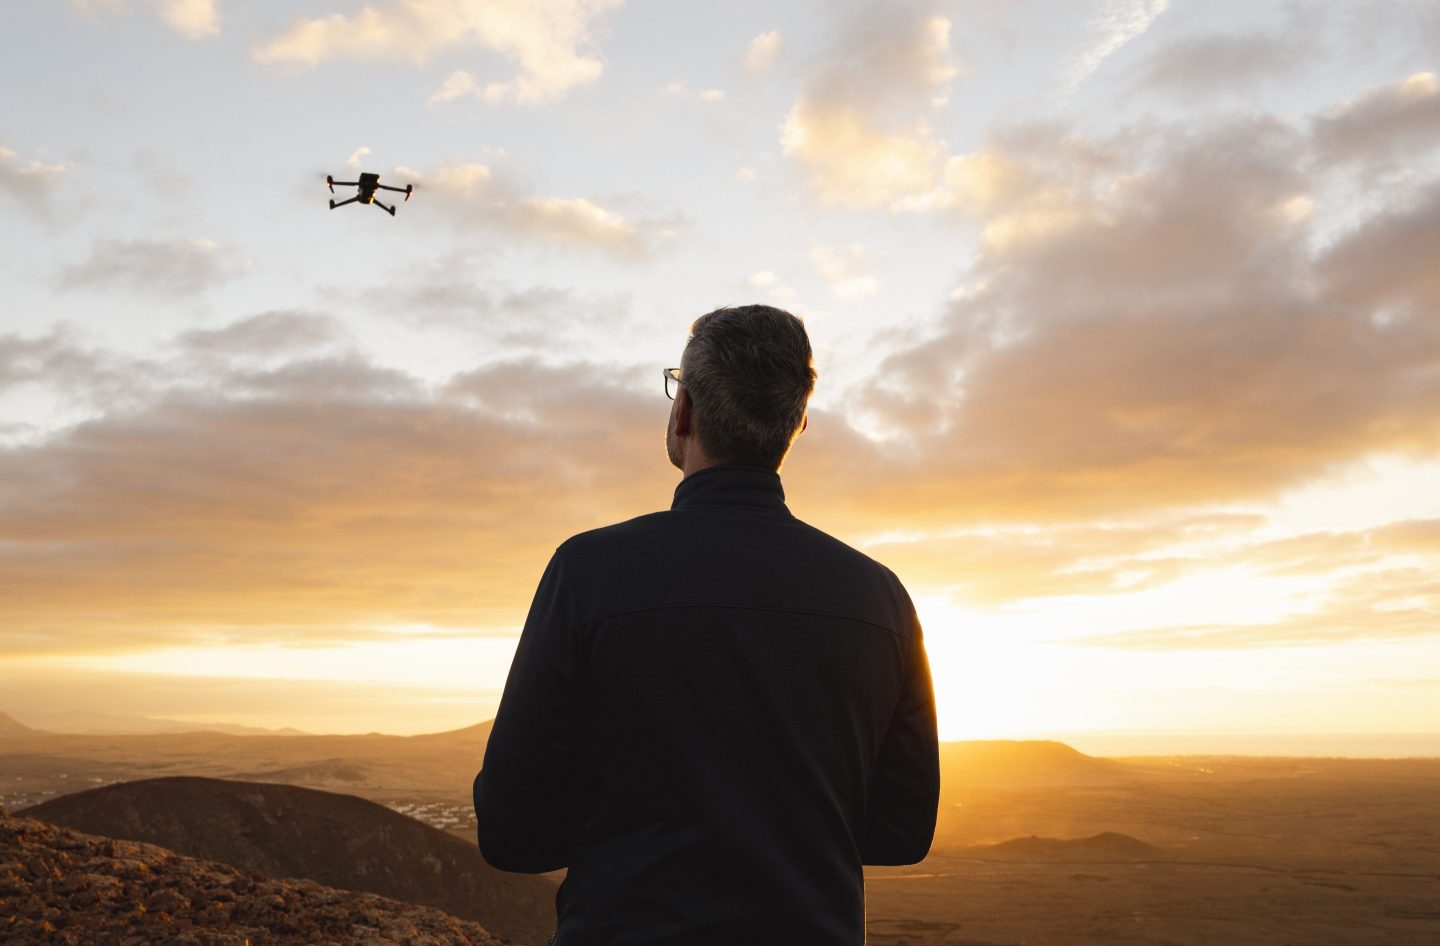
[0, 815, 512, 945]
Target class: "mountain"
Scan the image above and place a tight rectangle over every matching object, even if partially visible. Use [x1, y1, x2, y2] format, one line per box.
[0, 720, 493, 798]
[0, 808, 509, 945]
[0, 712, 38, 736]
[939, 739, 1130, 787]
[8, 709, 310, 736]
[22, 776, 554, 946]
[979, 832, 1161, 861]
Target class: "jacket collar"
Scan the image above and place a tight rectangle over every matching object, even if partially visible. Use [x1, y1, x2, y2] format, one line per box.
[671, 464, 790, 514]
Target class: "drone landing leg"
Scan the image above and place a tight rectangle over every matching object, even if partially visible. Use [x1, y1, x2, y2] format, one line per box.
[329, 196, 361, 210]
[373, 200, 396, 216]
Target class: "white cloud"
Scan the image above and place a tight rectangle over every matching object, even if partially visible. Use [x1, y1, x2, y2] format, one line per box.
[810, 243, 879, 300]
[56, 236, 242, 297]
[430, 69, 479, 103]
[0, 144, 69, 216]
[67, 0, 218, 39]
[392, 161, 651, 258]
[1063, 0, 1170, 94]
[660, 82, 725, 104]
[255, 0, 622, 105]
[781, 105, 945, 208]
[158, 0, 218, 38]
[345, 146, 373, 170]
[510, 196, 640, 250]
[745, 269, 796, 304]
[734, 166, 758, 182]
[745, 30, 781, 74]
[779, 9, 957, 208]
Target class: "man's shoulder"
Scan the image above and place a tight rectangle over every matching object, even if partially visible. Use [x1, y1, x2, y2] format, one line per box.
[558, 509, 907, 591]
[555, 510, 672, 558]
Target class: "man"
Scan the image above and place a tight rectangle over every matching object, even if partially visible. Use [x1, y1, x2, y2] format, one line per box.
[474, 304, 939, 946]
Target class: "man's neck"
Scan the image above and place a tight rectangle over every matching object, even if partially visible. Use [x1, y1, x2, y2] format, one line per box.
[681, 452, 717, 478]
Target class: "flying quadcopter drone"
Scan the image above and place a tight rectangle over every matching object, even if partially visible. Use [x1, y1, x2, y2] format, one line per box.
[326, 172, 413, 216]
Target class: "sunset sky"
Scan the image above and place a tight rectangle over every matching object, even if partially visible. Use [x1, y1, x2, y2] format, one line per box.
[3, 1, 1439, 749]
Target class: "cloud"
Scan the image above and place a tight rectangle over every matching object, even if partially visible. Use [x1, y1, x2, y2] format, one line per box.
[345, 146, 373, 170]
[0, 144, 69, 217]
[430, 69, 480, 103]
[745, 30, 781, 74]
[355, 251, 633, 350]
[391, 161, 654, 258]
[0, 327, 159, 412]
[0, 325, 673, 655]
[1069, 565, 1440, 649]
[66, 0, 219, 39]
[55, 236, 242, 297]
[1313, 72, 1440, 166]
[256, 0, 622, 105]
[658, 82, 726, 104]
[865, 514, 1261, 606]
[744, 269, 796, 305]
[158, 0, 217, 38]
[781, 114, 1440, 531]
[810, 243, 878, 300]
[1319, 183, 1440, 315]
[508, 196, 641, 251]
[1132, 28, 1312, 96]
[780, 6, 956, 207]
[1063, 0, 1169, 94]
[868, 512, 1440, 650]
[176, 310, 343, 357]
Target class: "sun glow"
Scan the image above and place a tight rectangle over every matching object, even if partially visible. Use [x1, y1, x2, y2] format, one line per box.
[913, 596, 1083, 741]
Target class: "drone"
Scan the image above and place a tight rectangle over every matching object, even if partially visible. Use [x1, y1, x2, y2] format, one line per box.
[326, 172, 413, 216]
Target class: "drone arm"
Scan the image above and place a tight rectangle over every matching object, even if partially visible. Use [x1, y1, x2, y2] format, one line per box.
[373, 200, 397, 216]
[377, 183, 411, 194]
[329, 196, 362, 210]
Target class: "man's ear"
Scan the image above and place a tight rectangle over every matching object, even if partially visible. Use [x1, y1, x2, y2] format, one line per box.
[673, 388, 694, 436]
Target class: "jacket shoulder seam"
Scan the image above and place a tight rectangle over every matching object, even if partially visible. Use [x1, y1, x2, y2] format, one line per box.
[578, 602, 910, 639]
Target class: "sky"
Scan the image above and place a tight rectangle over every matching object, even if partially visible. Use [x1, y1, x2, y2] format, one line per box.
[3, 0, 1440, 749]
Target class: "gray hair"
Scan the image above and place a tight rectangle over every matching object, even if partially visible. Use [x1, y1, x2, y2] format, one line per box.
[680, 305, 816, 470]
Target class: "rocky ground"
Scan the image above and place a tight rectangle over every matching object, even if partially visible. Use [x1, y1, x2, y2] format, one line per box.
[0, 807, 512, 946]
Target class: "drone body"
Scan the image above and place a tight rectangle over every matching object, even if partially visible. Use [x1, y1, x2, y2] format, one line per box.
[327, 172, 413, 216]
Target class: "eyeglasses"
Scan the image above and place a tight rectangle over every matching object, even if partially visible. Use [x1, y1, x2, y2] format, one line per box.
[663, 367, 683, 400]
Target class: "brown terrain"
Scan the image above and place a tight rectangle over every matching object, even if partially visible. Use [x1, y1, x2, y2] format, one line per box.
[3, 710, 1439, 945]
[21, 777, 555, 946]
[0, 807, 510, 945]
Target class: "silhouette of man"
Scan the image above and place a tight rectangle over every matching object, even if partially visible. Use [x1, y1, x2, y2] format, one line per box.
[474, 305, 939, 946]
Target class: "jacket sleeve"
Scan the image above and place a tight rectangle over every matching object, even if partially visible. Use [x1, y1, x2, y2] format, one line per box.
[861, 613, 940, 865]
[473, 548, 584, 873]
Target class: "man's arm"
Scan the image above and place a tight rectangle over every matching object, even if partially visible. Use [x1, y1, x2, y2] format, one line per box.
[473, 548, 584, 873]
[861, 618, 940, 865]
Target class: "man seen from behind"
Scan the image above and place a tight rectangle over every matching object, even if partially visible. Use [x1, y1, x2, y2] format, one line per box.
[474, 304, 940, 946]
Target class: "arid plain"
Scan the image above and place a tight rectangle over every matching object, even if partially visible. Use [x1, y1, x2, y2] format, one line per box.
[3, 713, 1437, 946]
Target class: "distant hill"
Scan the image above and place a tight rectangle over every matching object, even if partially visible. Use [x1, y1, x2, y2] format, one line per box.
[940, 739, 1130, 787]
[22, 776, 554, 946]
[231, 759, 373, 787]
[0, 720, 493, 798]
[7, 709, 310, 736]
[0, 712, 38, 736]
[1, 809, 509, 945]
[979, 832, 1161, 861]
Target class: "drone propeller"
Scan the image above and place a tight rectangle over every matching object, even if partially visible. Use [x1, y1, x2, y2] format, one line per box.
[404, 184, 413, 201]
[326, 174, 334, 193]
